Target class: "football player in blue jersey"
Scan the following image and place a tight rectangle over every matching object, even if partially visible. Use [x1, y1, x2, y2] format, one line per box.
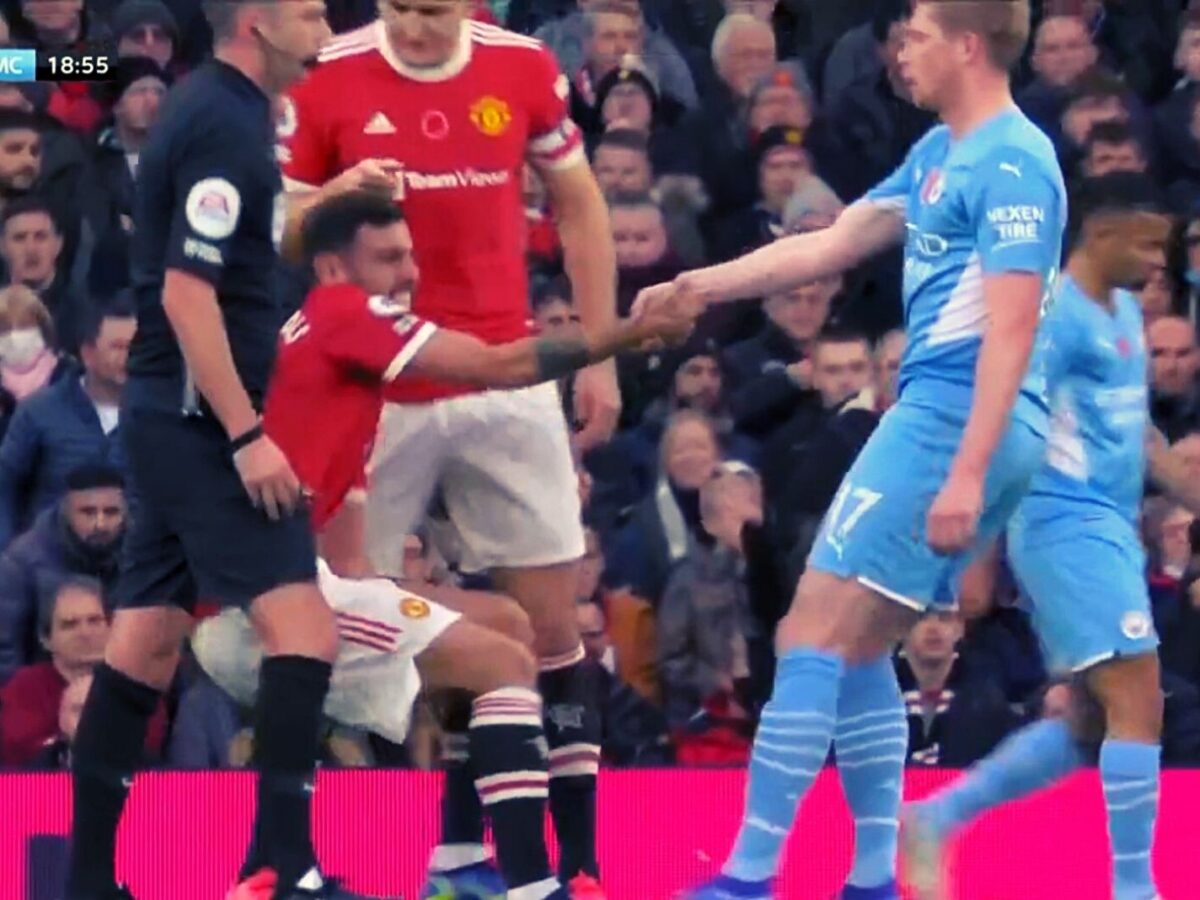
[903, 173, 1200, 900]
[642, 3, 1068, 898]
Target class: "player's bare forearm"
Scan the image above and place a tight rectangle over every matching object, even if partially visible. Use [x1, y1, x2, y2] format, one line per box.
[412, 323, 648, 389]
[953, 274, 1043, 479]
[681, 201, 904, 305]
[1147, 427, 1200, 514]
[162, 269, 259, 439]
[544, 164, 617, 337]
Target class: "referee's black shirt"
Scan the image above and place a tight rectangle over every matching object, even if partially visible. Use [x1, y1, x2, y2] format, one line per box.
[125, 59, 285, 416]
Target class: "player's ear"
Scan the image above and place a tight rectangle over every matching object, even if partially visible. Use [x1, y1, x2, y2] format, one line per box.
[311, 251, 345, 285]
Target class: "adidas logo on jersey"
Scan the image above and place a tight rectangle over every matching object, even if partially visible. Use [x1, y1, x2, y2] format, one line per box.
[363, 112, 397, 135]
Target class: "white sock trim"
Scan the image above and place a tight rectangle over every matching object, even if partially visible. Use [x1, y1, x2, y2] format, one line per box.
[429, 843, 490, 872]
[508, 875, 561, 899]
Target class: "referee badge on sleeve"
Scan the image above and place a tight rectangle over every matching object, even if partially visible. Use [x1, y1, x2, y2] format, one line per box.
[185, 178, 241, 240]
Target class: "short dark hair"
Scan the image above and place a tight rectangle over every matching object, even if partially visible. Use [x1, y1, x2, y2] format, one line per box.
[595, 128, 649, 155]
[79, 294, 136, 348]
[606, 190, 659, 213]
[532, 274, 573, 313]
[300, 191, 405, 265]
[0, 107, 40, 137]
[203, 0, 264, 42]
[1083, 120, 1140, 155]
[64, 462, 125, 493]
[1066, 67, 1126, 108]
[1, 195, 57, 233]
[1068, 172, 1166, 248]
[813, 326, 870, 356]
[38, 576, 104, 638]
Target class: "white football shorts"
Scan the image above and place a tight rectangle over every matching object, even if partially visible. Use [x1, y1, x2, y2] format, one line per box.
[365, 382, 585, 576]
[192, 559, 461, 744]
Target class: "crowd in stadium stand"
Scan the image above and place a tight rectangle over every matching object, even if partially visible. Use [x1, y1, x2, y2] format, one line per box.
[1, 0, 1200, 772]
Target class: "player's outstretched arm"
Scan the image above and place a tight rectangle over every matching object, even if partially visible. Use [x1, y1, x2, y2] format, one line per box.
[1147, 427, 1200, 514]
[409, 305, 692, 389]
[664, 201, 905, 307]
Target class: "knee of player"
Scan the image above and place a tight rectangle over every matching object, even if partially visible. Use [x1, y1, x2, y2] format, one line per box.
[490, 597, 536, 649]
[489, 635, 539, 690]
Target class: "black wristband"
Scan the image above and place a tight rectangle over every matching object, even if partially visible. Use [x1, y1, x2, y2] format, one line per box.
[535, 337, 593, 382]
[229, 422, 263, 454]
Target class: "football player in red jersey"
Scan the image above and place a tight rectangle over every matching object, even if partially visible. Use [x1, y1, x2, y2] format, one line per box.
[278, 3, 620, 896]
[203, 191, 690, 900]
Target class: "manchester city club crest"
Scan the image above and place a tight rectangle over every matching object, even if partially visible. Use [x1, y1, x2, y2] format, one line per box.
[920, 167, 945, 205]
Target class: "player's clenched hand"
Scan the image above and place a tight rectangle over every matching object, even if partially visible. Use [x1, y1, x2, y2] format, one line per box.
[637, 285, 702, 346]
[631, 281, 677, 321]
[234, 434, 303, 521]
[572, 361, 621, 455]
[326, 158, 402, 199]
[926, 469, 983, 555]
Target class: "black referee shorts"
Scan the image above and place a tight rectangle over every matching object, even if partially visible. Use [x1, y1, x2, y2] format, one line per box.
[114, 409, 317, 614]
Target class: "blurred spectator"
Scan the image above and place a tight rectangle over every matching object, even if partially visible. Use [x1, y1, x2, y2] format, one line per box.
[28, 668, 89, 769]
[896, 610, 1022, 768]
[609, 192, 684, 317]
[781, 174, 842, 234]
[710, 125, 809, 262]
[1080, 120, 1148, 177]
[660, 466, 768, 762]
[166, 666, 248, 768]
[541, 0, 698, 114]
[808, 3, 935, 203]
[578, 598, 672, 765]
[724, 274, 837, 438]
[589, 58, 693, 174]
[592, 127, 653, 194]
[1058, 68, 1135, 176]
[0, 462, 124, 683]
[686, 14, 782, 222]
[0, 576, 166, 768]
[759, 329, 878, 576]
[746, 62, 812, 136]
[820, 0, 907, 109]
[1156, 9, 1200, 211]
[109, 0, 180, 71]
[1135, 247, 1175, 327]
[1017, 13, 1098, 138]
[1164, 526, 1200, 690]
[603, 410, 721, 604]
[82, 58, 170, 296]
[9, 1, 109, 133]
[1148, 315, 1200, 440]
[1157, 503, 1195, 583]
[0, 298, 132, 545]
[0, 196, 79, 351]
[0, 284, 75, 441]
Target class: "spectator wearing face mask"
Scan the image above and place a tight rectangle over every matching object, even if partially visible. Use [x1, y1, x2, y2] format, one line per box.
[0, 285, 75, 441]
[0, 298, 133, 546]
[0, 463, 125, 683]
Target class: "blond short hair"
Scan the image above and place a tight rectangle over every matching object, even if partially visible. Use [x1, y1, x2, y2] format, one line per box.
[0, 283, 53, 343]
[920, 0, 1032, 71]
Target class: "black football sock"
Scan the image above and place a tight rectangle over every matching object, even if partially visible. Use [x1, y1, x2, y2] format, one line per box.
[539, 646, 602, 881]
[247, 655, 331, 898]
[66, 663, 160, 899]
[469, 687, 553, 889]
[432, 691, 487, 871]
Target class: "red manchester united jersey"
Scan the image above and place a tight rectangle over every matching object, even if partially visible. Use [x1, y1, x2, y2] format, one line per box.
[263, 283, 437, 530]
[279, 19, 584, 403]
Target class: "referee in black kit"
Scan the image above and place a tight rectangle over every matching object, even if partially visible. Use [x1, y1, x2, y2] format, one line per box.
[64, 4, 379, 900]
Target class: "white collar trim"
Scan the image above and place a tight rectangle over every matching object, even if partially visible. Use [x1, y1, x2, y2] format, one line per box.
[376, 18, 472, 83]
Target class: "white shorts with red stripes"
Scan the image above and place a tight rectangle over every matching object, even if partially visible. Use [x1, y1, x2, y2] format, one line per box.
[192, 559, 460, 744]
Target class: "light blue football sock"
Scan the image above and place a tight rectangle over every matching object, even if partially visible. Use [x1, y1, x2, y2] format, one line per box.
[922, 718, 1085, 835]
[835, 655, 907, 889]
[721, 648, 845, 883]
[1100, 739, 1160, 900]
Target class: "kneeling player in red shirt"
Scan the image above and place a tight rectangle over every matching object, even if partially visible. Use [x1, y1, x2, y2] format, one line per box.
[197, 190, 694, 900]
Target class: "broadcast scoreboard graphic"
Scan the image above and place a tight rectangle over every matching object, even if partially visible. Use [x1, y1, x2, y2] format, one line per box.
[0, 49, 117, 83]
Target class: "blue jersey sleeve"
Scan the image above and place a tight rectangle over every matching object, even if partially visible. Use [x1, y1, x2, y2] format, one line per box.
[972, 149, 1063, 276]
[864, 151, 916, 215]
